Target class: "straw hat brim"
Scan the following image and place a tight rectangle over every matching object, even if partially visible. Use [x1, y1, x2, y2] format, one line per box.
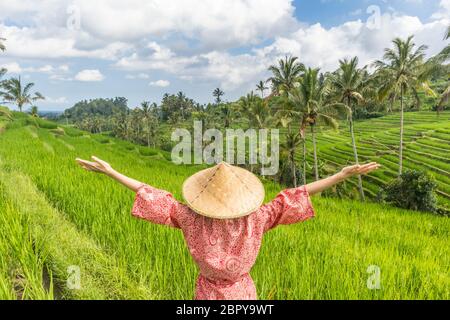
[182, 163, 265, 219]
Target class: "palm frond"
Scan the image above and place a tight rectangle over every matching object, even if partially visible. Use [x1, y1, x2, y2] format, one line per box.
[438, 85, 450, 107]
[32, 92, 45, 101]
[317, 113, 339, 130]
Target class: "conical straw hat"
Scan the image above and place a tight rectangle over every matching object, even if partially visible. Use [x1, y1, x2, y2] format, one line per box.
[182, 162, 265, 219]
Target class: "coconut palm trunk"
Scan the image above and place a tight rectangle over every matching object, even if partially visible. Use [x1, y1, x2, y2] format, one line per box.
[349, 116, 365, 201]
[399, 86, 404, 176]
[348, 97, 365, 201]
[302, 140, 307, 185]
[146, 118, 151, 148]
[291, 151, 297, 188]
[311, 124, 319, 181]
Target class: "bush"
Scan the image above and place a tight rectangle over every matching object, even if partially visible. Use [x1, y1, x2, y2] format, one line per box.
[431, 104, 448, 112]
[159, 136, 174, 152]
[278, 160, 304, 188]
[353, 109, 385, 120]
[378, 170, 438, 213]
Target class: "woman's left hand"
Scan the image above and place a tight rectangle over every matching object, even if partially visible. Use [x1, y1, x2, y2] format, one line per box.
[339, 162, 381, 180]
[76, 156, 113, 175]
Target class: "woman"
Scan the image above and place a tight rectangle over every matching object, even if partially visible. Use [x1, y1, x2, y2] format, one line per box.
[76, 156, 380, 300]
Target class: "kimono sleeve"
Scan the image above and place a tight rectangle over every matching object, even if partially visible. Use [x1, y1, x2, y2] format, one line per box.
[131, 184, 181, 228]
[261, 186, 315, 232]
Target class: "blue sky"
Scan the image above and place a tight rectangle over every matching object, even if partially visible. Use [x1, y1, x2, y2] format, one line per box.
[0, 0, 448, 111]
[295, 0, 442, 26]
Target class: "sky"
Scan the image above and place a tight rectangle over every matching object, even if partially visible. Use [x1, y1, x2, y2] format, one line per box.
[0, 0, 449, 111]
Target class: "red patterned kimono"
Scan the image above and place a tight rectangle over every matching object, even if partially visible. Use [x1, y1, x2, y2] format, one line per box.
[132, 184, 315, 300]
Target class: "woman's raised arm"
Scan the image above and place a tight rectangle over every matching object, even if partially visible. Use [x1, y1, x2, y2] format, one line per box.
[76, 156, 144, 192]
[305, 162, 381, 196]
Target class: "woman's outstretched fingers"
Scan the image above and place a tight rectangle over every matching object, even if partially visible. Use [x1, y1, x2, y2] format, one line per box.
[91, 155, 103, 163]
[89, 156, 112, 174]
[75, 158, 88, 169]
[76, 158, 101, 172]
[359, 163, 381, 175]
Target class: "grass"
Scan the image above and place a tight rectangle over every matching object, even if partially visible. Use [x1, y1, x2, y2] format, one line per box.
[0, 185, 53, 300]
[0, 167, 153, 299]
[289, 111, 450, 212]
[0, 111, 449, 299]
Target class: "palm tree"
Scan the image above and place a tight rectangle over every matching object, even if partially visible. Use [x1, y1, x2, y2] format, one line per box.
[329, 57, 366, 200]
[0, 38, 6, 84]
[0, 106, 12, 120]
[236, 92, 271, 129]
[30, 106, 39, 118]
[272, 95, 299, 133]
[268, 56, 305, 95]
[271, 93, 307, 184]
[111, 112, 129, 140]
[0, 68, 6, 82]
[213, 88, 224, 104]
[297, 68, 348, 181]
[0, 76, 45, 112]
[435, 27, 450, 112]
[176, 91, 188, 120]
[281, 132, 303, 187]
[256, 80, 269, 98]
[374, 36, 430, 175]
[130, 108, 143, 141]
[0, 37, 5, 52]
[218, 103, 235, 128]
[141, 101, 158, 148]
[236, 92, 272, 172]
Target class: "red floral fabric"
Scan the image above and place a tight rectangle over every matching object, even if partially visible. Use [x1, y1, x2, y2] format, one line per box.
[132, 184, 315, 300]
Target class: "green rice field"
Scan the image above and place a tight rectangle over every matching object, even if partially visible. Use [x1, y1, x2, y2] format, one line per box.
[297, 111, 450, 212]
[0, 109, 449, 299]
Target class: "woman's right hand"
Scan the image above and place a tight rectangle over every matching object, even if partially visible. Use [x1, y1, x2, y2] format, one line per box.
[76, 156, 113, 175]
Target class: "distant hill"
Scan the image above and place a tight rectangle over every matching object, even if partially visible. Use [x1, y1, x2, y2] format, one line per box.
[61, 97, 129, 121]
[38, 110, 63, 119]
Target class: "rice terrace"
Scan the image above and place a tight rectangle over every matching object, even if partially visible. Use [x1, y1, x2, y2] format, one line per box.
[0, 0, 449, 302]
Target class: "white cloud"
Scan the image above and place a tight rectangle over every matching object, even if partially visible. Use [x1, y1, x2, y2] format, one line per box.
[149, 80, 170, 87]
[59, 65, 70, 72]
[0, 0, 448, 97]
[74, 69, 104, 81]
[115, 41, 198, 73]
[0, 62, 68, 75]
[46, 96, 69, 104]
[0, 24, 131, 60]
[192, 51, 268, 91]
[431, 0, 450, 19]
[0, 62, 22, 73]
[69, 0, 296, 47]
[114, 12, 449, 91]
[255, 12, 449, 72]
[125, 73, 149, 79]
[0, 0, 296, 60]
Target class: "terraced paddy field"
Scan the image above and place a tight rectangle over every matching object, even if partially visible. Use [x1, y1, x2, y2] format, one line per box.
[0, 110, 449, 300]
[294, 111, 450, 212]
